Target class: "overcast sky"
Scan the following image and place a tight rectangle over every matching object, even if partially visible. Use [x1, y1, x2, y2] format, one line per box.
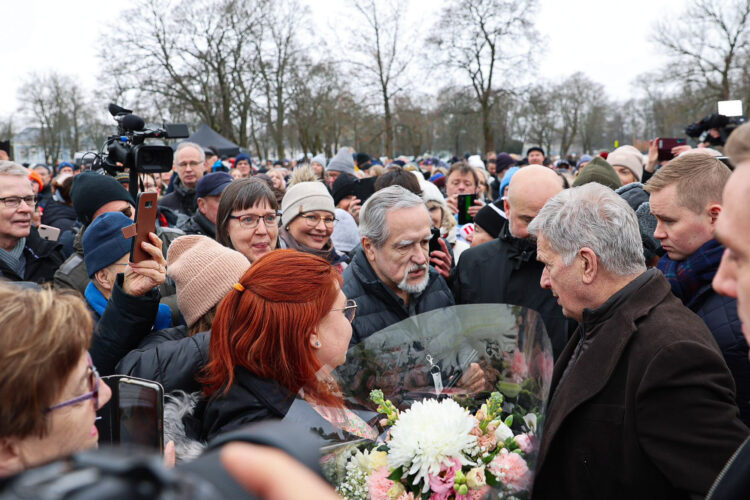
[1, 0, 685, 123]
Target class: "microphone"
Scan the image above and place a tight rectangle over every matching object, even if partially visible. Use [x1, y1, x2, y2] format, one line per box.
[108, 103, 133, 117]
[119, 113, 145, 132]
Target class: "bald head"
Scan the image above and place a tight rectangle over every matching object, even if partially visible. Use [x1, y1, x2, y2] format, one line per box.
[504, 165, 564, 239]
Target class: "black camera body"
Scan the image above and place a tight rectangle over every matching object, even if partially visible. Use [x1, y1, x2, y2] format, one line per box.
[99, 104, 189, 176]
[685, 113, 747, 146]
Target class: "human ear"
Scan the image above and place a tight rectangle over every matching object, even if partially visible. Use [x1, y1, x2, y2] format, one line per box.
[309, 333, 321, 349]
[579, 247, 598, 284]
[503, 198, 511, 218]
[362, 237, 377, 263]
[94, 268, 115, 292]
[707, 203, 722, 227]
[0, 438, 23, 476]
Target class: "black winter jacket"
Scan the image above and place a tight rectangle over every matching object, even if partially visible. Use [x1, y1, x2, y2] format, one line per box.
[451, 224, 574, 359]
[202, 368, 296, 441]
[41, 200, 77, 233]
[177, 210, 216, 238]
[342, 246, 455, 345]
[158, 177, 198, 216]
[0, 227, 65, 284]
[116, 328, 209, 394]
[91, 274, 160, 375]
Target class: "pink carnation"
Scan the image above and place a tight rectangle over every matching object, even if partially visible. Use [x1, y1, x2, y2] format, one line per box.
[514, 433, 536, 454]
[367, 466, 394, 500]
[428, 458, 462, 499]
[396, 494, 415, 500]
[478, 429, 498, 451]
[489, 450, 532, 492]
[509, 351, 529, 383]
[533, 352, 554, 382]
[468, 487, 490, 499]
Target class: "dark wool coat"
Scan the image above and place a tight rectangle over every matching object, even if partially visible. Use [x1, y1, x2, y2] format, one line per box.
[532, 270, 749, 500]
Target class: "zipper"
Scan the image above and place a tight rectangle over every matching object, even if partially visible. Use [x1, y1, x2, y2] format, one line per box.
[706, 436, 750, 499]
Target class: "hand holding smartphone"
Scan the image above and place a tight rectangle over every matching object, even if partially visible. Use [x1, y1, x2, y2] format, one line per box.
[97, 375, 164, 452]
[457, 194, 477, 225]
[128, 192, 158, 263]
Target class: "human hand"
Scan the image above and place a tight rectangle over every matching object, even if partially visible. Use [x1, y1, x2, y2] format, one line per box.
[221, 443, 340, 500]
[122, 232, 166, 297]
[457, 362, 487, 394]
[446, 194, 458, 215]
[163, 441, 175, 468]
[467, 198, 485, 217]
[671, 144, 692, 156]
[348, 197, 362, 223]
[429, 237, 452, 279]
[647, 138, 659, 173]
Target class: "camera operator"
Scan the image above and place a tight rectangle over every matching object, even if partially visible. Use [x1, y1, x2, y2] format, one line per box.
[159, 142, 207, 217]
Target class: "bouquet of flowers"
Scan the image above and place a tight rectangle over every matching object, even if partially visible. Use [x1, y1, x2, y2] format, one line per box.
[337, 389, 540, 500]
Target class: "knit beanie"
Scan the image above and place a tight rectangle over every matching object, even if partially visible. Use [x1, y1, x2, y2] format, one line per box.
[499, 166, 520, 198]
[608, 147, 644, 182]
[326, 148, 356, 176]
[71, 172, 135, 225]
[473, 202, 506, 239]
[331, 173, 358, 206]
[572, 156, 622, 190]
[576, 154, 593, 169]
[83, 212, 133, 278]
[495, 153, 516, 171]
[28, 171, 43, 191]
[467, 155, 485, 170]
[310, 153, 326, 168]
[281, 181, 335, 227]
[167, 235, 250, 327]
[235, 153, 251, 165]
[331, 209, 361, 253]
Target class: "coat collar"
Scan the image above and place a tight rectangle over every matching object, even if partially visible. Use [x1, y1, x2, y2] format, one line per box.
[536, 269, 671, 470]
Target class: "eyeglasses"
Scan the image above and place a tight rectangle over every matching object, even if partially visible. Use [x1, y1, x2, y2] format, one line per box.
[229, 212, 281, 229]
[46, 353, 100, 413]
[332, 299, 357, 323]
[300, 214, 337, 228]
[175, 160, 202, 169]
[0, 196, 37, 209]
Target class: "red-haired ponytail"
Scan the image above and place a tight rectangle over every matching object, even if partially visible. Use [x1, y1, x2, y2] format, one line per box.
[201, 249, 343, 408]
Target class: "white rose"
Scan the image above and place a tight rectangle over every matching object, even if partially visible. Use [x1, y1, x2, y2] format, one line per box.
[495, 421, 514, 442]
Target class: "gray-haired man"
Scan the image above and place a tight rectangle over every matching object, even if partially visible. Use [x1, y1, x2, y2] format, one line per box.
[342, 185, 454, 344]
[159, 142, 207, 216]
[531, 183, 747, 499]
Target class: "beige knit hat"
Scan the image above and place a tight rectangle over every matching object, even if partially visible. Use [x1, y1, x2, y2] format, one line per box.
[608, 147, 644, 182]
[280, 181, 335, 227]
[167, 235, 250, 327]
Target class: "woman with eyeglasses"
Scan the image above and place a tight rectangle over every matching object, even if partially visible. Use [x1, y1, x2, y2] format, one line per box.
[279, 181, 348, 272]
[0, 284, 112, 476]
[200, 250, 371, 441]
[215, 178, 279, 264]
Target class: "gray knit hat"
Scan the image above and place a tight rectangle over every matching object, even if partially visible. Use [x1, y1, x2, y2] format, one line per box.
[311, 153, 326, 168]
[326, 148, 356, 176]
[281, 181, 336, 227]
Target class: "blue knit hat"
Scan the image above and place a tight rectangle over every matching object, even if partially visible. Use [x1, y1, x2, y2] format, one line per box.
[499, 166, 520, 198]
[83, 212, 134, 278]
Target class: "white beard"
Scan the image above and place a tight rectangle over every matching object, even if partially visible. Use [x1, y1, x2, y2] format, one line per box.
[397, 263, 430, 294]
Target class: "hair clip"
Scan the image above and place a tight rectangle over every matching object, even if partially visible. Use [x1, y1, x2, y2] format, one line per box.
[233, 283, 245, 292]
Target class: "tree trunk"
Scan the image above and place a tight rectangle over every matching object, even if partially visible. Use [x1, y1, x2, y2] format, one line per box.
[384, 90, 393, 158]
[482, 99, 493, 156]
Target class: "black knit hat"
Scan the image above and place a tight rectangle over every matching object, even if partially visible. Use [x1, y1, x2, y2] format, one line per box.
[473, 201, 506, 239]
[331, 173, 357, 206]
[70, 172, 135, 225]
[526, 146, 545, 157]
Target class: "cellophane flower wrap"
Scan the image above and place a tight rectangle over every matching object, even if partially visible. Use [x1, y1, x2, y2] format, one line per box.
[325, 305, 553, 500]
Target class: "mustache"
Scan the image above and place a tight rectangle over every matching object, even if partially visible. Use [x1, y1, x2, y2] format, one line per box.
[407, 263, 428, 274]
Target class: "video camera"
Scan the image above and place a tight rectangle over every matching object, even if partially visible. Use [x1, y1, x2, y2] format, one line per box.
[94, 104, 189, 199]
[685, 113, 747, 146]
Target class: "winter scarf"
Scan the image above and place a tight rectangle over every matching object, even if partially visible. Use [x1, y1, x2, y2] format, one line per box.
[657, 239, 725, 306]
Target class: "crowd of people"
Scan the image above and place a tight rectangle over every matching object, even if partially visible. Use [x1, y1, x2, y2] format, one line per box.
[1, 126, 750, 498]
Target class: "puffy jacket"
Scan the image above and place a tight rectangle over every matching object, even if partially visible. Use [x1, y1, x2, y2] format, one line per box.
[177, 210, 215, 238]
[0, 227, 65, 284]
[158, 177, 198, 216]
[451, 224, 574, 359]
[342, 246, 455, 345]
[91, 274, 160, 375]
[116, 328, 209, 394]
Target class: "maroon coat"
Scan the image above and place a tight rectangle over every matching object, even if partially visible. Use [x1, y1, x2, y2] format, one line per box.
[532, 270, 749, 500]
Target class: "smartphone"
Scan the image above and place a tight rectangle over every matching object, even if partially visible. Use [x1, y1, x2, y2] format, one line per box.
[428, 227, 441, 254]
[130, 192, 158, 263]
[457, 194, 476, 225]
[37, 224, 60, 242]
[97, 375, 164, 452]
[657, 138, 687, 162]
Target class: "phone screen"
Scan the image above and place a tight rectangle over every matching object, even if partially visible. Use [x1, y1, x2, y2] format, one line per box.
[118, 380, 163, 451]
[457, 194, 476, 225]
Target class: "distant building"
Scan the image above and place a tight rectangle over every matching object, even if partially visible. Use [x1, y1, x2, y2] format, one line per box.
[13, 127, 96, 166]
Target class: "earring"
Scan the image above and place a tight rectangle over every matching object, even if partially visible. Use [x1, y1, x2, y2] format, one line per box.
[315, 341, 321, 347]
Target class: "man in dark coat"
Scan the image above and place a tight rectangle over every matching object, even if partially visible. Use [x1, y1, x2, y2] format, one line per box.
[177, 171, 232, 239]
[159, 142, 207, 216]
[0, 162, 64, 284]
[646, 152, 750, 427]
[529, 183, 748, 499]
[343, 186, 454, 344]
[452, 165, 572, 358]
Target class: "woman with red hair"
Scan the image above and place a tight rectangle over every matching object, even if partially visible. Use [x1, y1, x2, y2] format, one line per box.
[201, 249, 374, 441]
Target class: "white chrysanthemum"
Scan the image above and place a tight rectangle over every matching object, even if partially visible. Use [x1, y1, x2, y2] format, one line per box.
[387, 398, 477, 492]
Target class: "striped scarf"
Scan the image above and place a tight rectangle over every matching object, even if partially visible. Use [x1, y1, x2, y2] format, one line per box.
[657, 239, 724, 306]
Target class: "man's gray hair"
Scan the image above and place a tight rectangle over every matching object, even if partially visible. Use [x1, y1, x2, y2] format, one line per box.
[360, 185, 426, 248]
[174, 142, 205, 164]
[528, 183, 646, 276]
[0, 161, 30, 177]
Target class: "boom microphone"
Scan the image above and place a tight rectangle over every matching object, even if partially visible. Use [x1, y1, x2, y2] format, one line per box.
[120, 114, 145, 132]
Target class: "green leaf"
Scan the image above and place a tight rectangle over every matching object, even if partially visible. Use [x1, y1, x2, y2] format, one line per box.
[485, 470, 500, 487]
[388, 467, 404, 482]
[376, 444, 389, 453]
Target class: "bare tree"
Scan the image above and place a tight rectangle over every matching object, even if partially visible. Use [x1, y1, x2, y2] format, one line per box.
[520, 83, 556, 155]
[652, 0, 750, 100]
[553, 73, 604, 156]
[346, 0, 412, 157]
[429, 0, 540, 155]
